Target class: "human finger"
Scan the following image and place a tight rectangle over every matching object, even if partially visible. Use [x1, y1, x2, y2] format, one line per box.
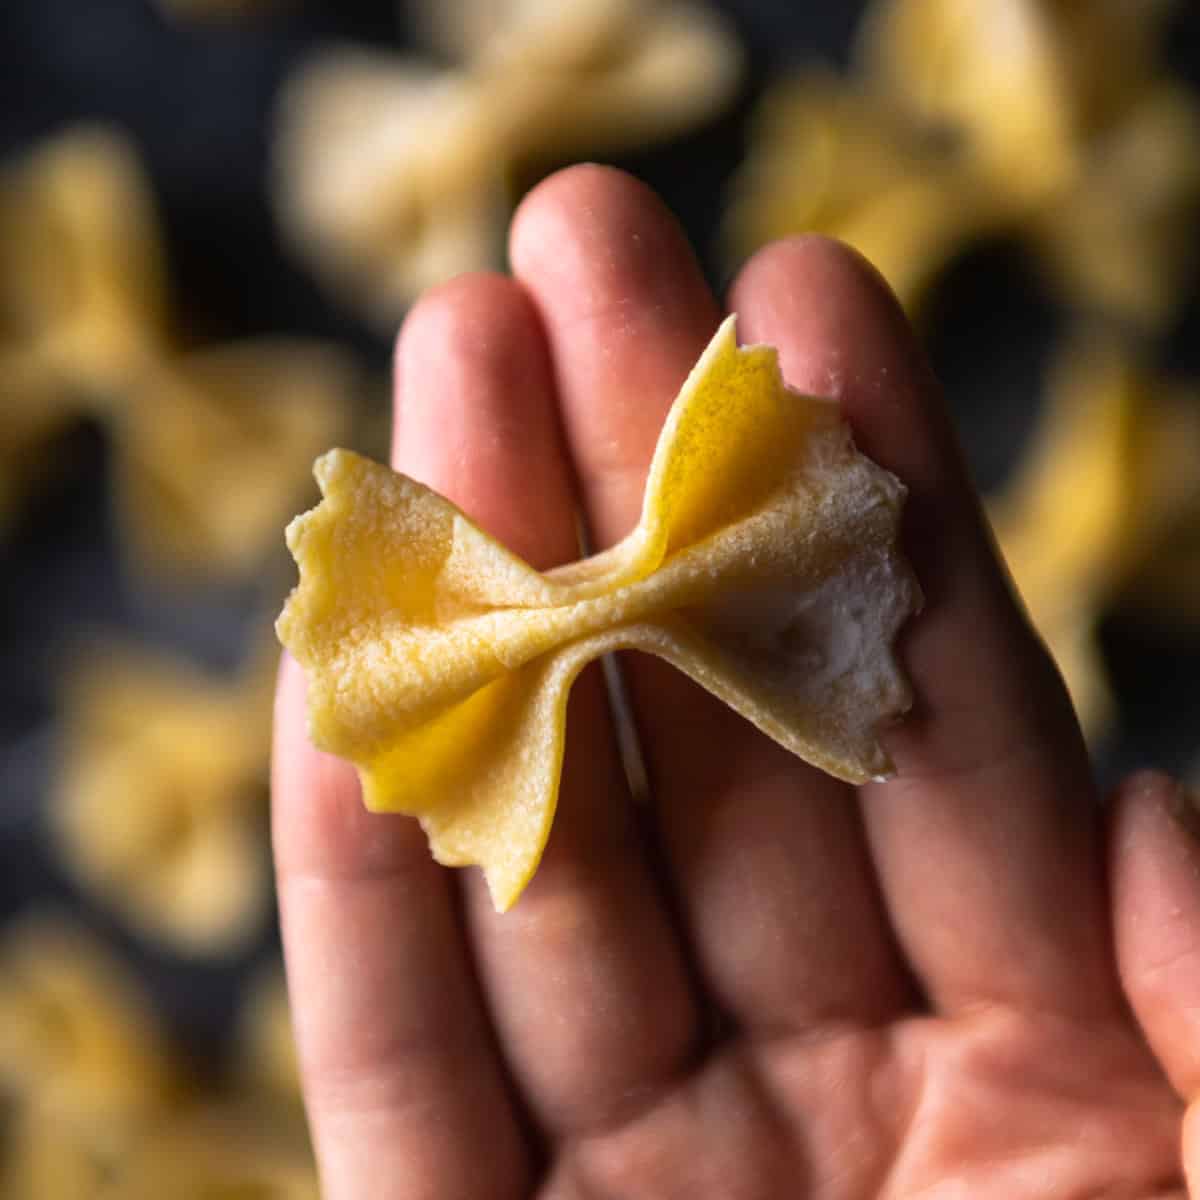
[394, 271, 699, 1138]
[512, 168, 913, 1032]
[733, 236, 1118, 1020]
[272, 655, 530, 1199]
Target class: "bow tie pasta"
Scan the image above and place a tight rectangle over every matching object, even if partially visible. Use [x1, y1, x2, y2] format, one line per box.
[729, 0, 1200, 333]
[989, 337, 1200, 739]
[0, 128, 164, 526]
[857, 0, 1172, 205]
[278, 318, 920, 911]
[0, 917, 177, 1117]
[112, 341, 351, 579]
[723, 70, 995, 318]
[110, 1104, 319, 1200]
[274, 0, 741, 324]
[0, 126, 166, 391]
[51, 644, 274, 957]
[410, 0, 641, 70]
[0, 917, 180, 1197]
[1027, 81, 1200, 332]
[0, 126, 354, 577]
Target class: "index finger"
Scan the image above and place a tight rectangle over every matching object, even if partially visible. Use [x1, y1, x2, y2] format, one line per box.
[270, 282, 543, 1198]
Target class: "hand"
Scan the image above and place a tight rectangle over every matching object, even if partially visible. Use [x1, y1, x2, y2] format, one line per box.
[272, 165, 1199, 1199]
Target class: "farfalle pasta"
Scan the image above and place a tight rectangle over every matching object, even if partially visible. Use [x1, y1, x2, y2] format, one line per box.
[1029, 82, 1200, 332]
[52, 644, 275, 956]
[729, 0, 1200, 331]
[989, 338, 1200, 738]
[0, 126, 353, 576]
[0, 916, 177, 1117]
[114, 341, 351, 578]
[0, 919, 320, 1193]
[723, 70, 992, 316]
[857, 0, 1200, 329]
[114, 1105, 319, 1200]
[857, 0, 1173, 203]
[0, 126, 165, 388]
[0, 128, 163, 525]
[274, 0, 741, 324]
[857, 0, 1081, 205]
[410, 0, 641, 69]
[0, 916, 181, 1198]
[279, 318, 919, 911]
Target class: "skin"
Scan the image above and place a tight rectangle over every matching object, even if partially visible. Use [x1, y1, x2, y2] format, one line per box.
[272, 165, 1200, 1199]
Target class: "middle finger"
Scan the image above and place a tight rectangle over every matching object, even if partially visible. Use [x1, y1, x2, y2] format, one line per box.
[511, 165, 914, 1034]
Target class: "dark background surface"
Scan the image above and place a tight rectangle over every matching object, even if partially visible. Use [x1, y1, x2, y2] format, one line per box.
[2, 0, 1199, 1062]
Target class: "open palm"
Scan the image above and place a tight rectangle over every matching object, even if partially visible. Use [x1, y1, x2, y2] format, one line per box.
[273, 166, 1200, 1199]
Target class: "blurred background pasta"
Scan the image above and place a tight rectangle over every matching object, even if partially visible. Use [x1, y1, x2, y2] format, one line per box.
[1, 0, 1198, 1191]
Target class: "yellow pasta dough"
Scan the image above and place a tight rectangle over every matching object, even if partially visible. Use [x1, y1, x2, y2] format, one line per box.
[0, 128, 164, 525]
[1029, 82, 1200, 331]
[113, 341, 351, 579]
[730, 0, 1200, 331]
[0, 916, 181, 1198]
[274, 0, 741, 324]
[0, 126, 355, 576]
[724, 70, 993, 316]
[279, 317, 920, 911]
[0, 916, 177, 1117]
[0, 921, 321, 1193]
[988, 337, 1200, 737]
[0, 126, 166, 390]
[52, 644, 275, 956]
[857, 0, 1170, 203]
[112, 1104, 319, 1200]
[410, 0, 640, 70]
[857, 0, 1079, 204]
